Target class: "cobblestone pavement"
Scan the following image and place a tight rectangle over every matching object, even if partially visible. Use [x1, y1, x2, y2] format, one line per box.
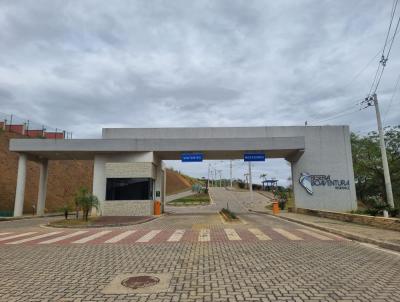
[1, 213, 400, 301]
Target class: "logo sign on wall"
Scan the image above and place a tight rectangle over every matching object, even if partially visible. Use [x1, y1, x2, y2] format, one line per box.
[299, 172, 350, 195]
[299, 173, 313, 194]
[181, 153, 203, 162]
[244, 153, 266, 162]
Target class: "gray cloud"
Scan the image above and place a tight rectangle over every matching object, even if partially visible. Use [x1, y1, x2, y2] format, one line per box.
[0, 0, 399, 181]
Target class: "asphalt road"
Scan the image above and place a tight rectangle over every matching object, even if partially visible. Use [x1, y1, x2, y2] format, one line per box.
[166, 187, 272, 214]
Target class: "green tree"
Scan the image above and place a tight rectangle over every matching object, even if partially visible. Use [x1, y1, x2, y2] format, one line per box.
[74, 187, 99, 221]
[351, 126, 400, 209]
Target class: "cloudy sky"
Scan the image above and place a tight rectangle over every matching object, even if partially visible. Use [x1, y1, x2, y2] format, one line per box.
[1, 0, 399, 184]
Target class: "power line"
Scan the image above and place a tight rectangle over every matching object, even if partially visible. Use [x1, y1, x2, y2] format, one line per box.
[382, 0, 398, 57]
[383, 73, 400, 124]
[315, 107, 365, 124]
[310, 98, 364, 124]
[367, 0, 400, 96]
[343, 50, 381, 90]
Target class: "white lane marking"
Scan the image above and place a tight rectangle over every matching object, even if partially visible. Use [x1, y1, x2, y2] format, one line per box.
[72, 231, 112, 244]
[39, 231, 89, 244]
[6, 232, 63, 245]
[273, 228, 303, 240]
[104, 230, 137, 243]
[0, 232, 12, 236]
[224, 228, 241, 241]
[297, 229, 333, 240]
[0, 232, 37, 242]
[198, 229, 210, 242]
[136, 230, 161, 243]
[167, 229, 185, 242]
[248, 228, 271, 241]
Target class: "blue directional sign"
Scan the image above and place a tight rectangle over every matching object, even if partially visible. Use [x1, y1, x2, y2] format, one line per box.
[181, 153, 204, 162]
[244, 153, 266, 162]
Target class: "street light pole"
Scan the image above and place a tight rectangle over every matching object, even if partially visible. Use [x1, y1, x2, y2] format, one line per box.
[207, 163, 210, 190]
[248, 162, 253, 202]
[230, 160, 233, 187]
[372, 93, 394, 208]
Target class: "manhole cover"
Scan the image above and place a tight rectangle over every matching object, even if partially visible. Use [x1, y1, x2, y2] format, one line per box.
[121, 275, 160, 289]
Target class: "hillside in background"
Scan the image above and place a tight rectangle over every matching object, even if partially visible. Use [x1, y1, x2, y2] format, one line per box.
[0, 130, 202, 214]
[0, 130, 93, 215]
[166, 169, 199, 196]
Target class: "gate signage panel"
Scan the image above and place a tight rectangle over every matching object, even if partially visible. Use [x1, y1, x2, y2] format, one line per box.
[181, 153, 203, 162]
[244, 153, 266, 162]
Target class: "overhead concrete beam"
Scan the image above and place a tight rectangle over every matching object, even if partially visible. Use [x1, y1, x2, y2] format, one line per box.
[10, 137, 305, 159]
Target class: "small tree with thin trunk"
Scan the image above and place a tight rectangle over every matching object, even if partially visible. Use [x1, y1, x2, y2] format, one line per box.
[74, 187, 99, 221]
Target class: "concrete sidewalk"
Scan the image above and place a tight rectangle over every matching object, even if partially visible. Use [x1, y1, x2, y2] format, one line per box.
[257, 210, 400, 252]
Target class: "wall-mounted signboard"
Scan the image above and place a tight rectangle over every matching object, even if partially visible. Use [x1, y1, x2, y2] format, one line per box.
[244, 153, 266, 162]
[181, 153, 203, 162]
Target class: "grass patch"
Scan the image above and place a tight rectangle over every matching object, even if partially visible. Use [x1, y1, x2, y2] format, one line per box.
[167, 193, 210, 206]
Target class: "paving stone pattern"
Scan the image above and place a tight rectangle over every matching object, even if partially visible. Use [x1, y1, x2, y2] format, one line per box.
[1, 213, 400, 301]
[1, 240, 400, 301]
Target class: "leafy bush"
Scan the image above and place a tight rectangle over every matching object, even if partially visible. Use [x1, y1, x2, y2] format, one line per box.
[74, 187, 99, 221]
[237, 181, 245, 189]
[59, 203, 72, 220]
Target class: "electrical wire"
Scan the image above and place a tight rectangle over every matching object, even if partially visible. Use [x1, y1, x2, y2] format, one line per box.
[368, 0, 400, 95]
[383, 73, 400, 124]
[314, 107, 365, 124]
[343, 50, 381, 90]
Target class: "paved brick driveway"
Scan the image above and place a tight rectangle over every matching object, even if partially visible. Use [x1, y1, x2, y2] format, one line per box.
[0, 213, 399, 301]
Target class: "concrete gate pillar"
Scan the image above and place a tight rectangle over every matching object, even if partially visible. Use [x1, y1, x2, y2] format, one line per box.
[161, 166, 166, 213]
[37, 159, 48, 216]
[92, 155, 107, 216]
[155, 161, 166, 213]
[14, 153, 27, 217]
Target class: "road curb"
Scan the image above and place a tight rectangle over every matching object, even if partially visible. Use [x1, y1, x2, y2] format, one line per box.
[0, 212, 67, 222]
[250, 209, 400, 252]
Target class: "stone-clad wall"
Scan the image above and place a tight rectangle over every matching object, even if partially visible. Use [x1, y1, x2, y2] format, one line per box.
[102, 200, 154, 216]
[296, 208, 400, 232]
[105, 162, 155, 178]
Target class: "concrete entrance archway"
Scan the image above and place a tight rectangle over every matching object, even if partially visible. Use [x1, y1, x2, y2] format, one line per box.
[10, 126, 357, 217]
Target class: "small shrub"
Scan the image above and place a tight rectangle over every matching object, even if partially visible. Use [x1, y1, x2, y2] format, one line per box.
[74, 187, 99, 221]
[221, 208, 237, 219]
[59, 204, 72, 220]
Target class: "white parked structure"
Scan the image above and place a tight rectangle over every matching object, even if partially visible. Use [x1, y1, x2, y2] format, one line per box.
[9, 126, 357, 216]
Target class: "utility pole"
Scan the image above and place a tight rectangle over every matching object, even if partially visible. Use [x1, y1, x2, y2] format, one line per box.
[230, 160, 233, 187]
[248, 162, 252, 193]
[248, 162, 253, 202]
[218, 170, 222, 187]
[207, 163, 210, 190]
[372, 93, 394, 208]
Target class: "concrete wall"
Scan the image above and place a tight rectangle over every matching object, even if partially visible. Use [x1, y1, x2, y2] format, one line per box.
[291, 126, 357, 211]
